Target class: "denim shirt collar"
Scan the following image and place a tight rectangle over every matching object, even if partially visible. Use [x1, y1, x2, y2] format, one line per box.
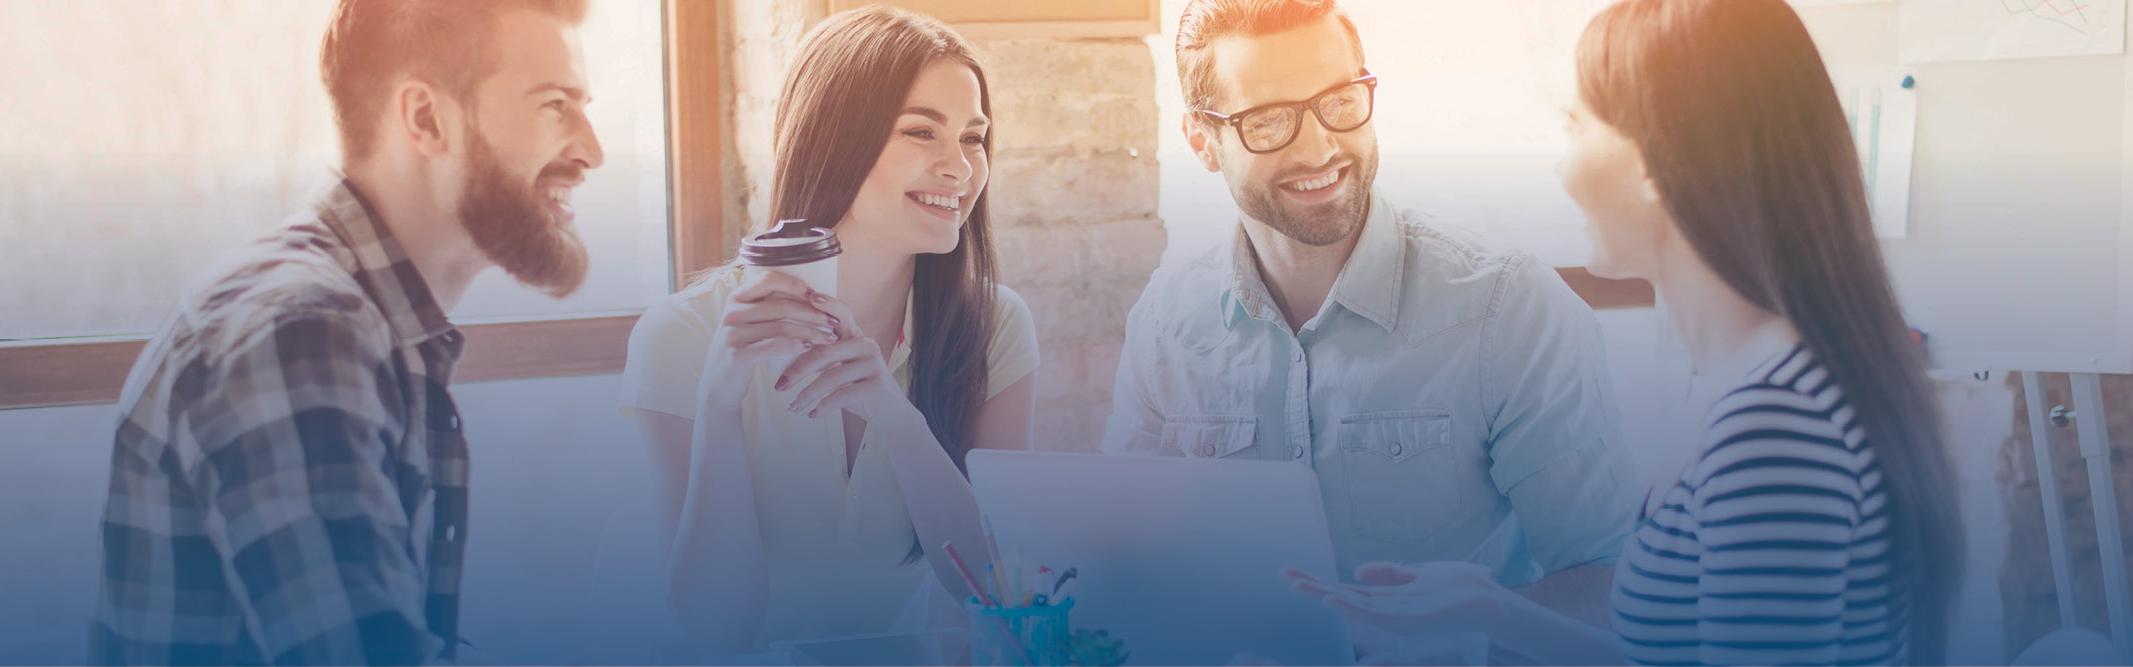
[1222, 194, 1404, 333]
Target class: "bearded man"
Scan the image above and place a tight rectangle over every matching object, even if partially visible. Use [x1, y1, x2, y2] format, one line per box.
[92, 1, 603, 663]
[1101, 0, 1639, 636]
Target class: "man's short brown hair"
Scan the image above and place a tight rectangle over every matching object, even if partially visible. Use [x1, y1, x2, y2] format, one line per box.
[320, 0, 588, 162]
[1175, 0, 1365, 116]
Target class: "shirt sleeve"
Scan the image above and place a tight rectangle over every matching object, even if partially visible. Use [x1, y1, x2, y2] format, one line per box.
[983, 286, 1040, 401]
[1689, 422, 1860, 666]
[618, 292, 718, 420]
[1099, 291, 1171, 456]
[1479, 256, 1642, 573]
[184, 311, 439, 665]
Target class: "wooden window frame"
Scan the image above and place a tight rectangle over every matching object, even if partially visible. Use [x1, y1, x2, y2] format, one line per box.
[830, 0, 1162, 40]
[0, 0, 1650, 411]
[0, 0, 727, 411]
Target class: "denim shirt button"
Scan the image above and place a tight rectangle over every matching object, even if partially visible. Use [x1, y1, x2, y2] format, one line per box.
[1389, 442, 1405, 456]
[1290, 445, 1305, 459]
[1197, 443, 1215, 457]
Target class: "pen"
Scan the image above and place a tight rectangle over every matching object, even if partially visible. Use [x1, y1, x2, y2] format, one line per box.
[1050, 567, 1078, 605]
[1051, 567, 1078, 596]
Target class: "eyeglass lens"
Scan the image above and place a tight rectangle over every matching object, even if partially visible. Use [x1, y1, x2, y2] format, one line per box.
[1236, 81, 1373, 152]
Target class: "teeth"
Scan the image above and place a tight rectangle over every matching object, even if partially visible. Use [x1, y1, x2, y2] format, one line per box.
[1285, 171, 1340, 192]
[917, 193, 961, 210]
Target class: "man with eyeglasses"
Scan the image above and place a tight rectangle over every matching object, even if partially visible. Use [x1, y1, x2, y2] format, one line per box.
[1100, 0, 1639, 646]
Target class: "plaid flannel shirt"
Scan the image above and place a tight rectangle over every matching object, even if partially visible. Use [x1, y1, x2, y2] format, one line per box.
[93, 177, 470, 665]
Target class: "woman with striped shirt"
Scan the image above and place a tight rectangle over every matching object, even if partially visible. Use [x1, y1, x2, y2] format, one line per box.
[1286, 0, 1963, 664]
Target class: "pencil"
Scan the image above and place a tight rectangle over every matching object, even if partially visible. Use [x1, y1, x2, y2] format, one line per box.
[983, 516, 1009, 602]
[942, 542, 994, 606]
[1012, 547, 1027, 607]
[943, 541, 1037, 664]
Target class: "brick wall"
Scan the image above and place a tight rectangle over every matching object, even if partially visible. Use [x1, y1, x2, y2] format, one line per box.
[981, 38, 1163, 452]
[721, 8, 1166, 453]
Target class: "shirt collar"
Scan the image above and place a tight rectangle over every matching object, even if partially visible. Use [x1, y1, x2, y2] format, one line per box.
[1222, 226, 1278, 328]
[312, 173, 460, 348]
[1221, 194, 1404, 333]
[887, 289, 914, 373]
[1327, 195, 1403, 332]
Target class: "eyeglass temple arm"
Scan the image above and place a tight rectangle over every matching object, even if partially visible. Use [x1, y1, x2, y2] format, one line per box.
[1193, 108, 1236, 124]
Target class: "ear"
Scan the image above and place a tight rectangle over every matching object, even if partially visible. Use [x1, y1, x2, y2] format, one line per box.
[1637, 171, 1663, 208]
[1636, 161, 1680, 245]
[1631, 156, 1663, 207]
[1182, 112, 1221, 172]
[394, 80, 453, 158]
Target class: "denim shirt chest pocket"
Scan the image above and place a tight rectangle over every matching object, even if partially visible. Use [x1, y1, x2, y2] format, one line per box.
[1333, 409, 1464, 545]
[1161, 414, 1258, 459]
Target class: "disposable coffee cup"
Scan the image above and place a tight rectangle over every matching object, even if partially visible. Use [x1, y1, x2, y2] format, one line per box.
[739, 219, 840, 413]
[740, 219, 840, 297]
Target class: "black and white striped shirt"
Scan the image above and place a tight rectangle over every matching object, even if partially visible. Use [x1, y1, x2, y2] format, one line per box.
[1611, 344, 1904, 666]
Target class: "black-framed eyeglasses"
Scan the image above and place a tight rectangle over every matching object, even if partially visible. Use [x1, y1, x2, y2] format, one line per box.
[1195, 71, 1378, 154]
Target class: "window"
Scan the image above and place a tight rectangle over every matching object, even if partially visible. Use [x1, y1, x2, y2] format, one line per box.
[0, 0, 670, 342]
[0, 0, 722, 408]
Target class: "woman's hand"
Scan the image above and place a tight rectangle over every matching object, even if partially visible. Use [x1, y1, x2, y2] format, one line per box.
[699, 269, 839, 415]
[1284, 561, 1511, 636]
[774, 291, 914, 422]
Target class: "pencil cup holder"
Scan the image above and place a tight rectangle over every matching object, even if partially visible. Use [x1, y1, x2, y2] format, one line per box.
[965, 597, 1073, 666]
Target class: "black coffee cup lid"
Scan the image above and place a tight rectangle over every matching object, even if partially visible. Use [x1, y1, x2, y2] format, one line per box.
[740, 219, 841, 267]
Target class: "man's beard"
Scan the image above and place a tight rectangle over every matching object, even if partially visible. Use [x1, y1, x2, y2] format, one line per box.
[1234, 149, 1378, 247]
[458, 130, 589, 298]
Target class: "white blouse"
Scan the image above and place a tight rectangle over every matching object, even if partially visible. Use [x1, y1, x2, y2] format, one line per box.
[617, 266, 1039, 648]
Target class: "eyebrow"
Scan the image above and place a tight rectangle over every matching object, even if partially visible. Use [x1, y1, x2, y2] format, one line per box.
[525, 83, 591, 103]
[902, 106, 990, 128]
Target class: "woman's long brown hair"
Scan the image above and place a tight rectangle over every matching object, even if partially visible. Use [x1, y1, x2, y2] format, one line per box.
[756, 7, 999, 562]
[1577, 1, 1962, 663]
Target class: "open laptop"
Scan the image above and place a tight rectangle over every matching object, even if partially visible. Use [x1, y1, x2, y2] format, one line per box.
[966, 450, 1353, 666]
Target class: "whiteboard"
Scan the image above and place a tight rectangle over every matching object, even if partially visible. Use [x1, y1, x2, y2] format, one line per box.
[1900, 0, 2127, 63]
[1798, 2, 2133, 373]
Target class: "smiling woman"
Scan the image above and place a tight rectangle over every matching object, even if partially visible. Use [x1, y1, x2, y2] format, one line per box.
[616, 5, 1044, 653]
[0, 0, 682, 408]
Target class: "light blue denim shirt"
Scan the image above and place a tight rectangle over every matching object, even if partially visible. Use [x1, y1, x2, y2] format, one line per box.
[1102, 196, 1639, 584]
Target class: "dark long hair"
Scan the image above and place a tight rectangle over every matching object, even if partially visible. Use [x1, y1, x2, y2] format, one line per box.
[762, 6, 998, 561]
[1577, 1, 1962, 662]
